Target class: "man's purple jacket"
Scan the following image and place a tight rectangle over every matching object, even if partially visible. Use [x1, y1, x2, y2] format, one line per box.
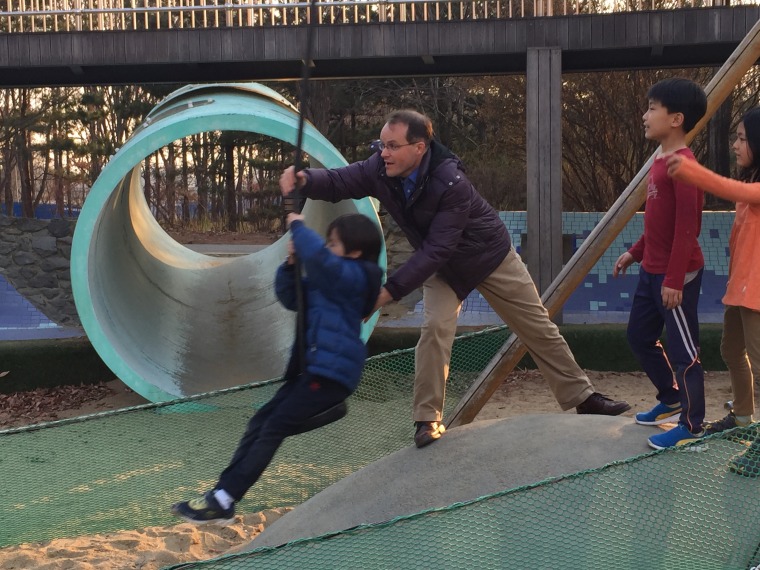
[302, 140, 512, 301]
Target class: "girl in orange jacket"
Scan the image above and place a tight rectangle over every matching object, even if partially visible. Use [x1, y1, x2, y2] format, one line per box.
[666, 107, 760, 478]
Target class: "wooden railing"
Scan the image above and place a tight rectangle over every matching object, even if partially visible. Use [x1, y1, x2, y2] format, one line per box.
[0, 0, 753, 33]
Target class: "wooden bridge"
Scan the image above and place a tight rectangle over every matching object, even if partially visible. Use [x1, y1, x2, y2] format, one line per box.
[0, 0, 758, 86]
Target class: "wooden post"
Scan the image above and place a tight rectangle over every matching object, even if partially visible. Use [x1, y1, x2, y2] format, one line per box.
[526, 47, 563, 307]
[445, 16, 760, 429]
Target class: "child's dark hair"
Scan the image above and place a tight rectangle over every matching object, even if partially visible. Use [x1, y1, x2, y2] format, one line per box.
[327, 214, 383, 264]
[647, 78, 707, 134]
[740, 107, 760, 183]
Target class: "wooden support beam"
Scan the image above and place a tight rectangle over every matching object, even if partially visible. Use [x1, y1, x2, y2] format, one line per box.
[526, 47, 563, 299]
[446, 16, 760, 429]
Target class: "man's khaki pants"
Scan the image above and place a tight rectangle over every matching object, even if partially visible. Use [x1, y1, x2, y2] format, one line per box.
[414, 246, 594, 422]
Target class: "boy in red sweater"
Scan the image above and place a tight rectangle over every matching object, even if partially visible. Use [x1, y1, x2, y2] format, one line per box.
[613, 78, 708, 450]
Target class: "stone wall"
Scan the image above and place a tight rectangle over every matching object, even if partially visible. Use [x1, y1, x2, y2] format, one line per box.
[0, 213, 416, 329]
[0, 214, 80, 327]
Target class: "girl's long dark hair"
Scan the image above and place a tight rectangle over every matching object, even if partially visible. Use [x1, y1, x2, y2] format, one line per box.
[740, 107, 760, 183]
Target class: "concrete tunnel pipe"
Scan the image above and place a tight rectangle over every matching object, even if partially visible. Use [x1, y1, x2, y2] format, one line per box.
[70, 83, 385, 403]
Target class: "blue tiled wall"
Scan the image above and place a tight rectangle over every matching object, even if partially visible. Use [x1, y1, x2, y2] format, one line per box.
[449, 211, 732, 325]
[0, 212, 735, 339]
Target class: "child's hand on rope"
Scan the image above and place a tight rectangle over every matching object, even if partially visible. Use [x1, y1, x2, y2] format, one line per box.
[286, 212, 304, 227]
[286, 240, 296, 265]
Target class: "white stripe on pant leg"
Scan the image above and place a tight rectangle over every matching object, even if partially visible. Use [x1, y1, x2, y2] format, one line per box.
[672, 305, 698, 362]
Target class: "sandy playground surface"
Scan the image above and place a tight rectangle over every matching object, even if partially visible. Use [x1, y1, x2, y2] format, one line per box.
[0, 367, 745, 569]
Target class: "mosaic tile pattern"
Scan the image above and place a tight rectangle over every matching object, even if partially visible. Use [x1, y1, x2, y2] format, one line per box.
[0, 274, 74, 340]
[425, 211, 733, 325]
[0, 212, 736, 338]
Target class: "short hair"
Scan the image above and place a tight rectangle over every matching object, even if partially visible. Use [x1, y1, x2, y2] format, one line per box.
[740, 106, 760, 183]
[326, 213, 383, 264]
[647, 78, 707, 134]
[386, 110, 434, 145]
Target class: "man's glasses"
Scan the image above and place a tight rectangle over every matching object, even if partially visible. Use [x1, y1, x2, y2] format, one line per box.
[370, 140, 419, 152]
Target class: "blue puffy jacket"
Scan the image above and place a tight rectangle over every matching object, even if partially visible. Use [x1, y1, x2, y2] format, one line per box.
[275, 220, 383, 392]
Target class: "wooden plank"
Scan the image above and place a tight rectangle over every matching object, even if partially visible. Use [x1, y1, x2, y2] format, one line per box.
[204, 29, 222, 63]
[404, 20, 417, 56]
[601, 12, 615, 48]
[625, 11, 638, 48]
[613, 13, 626, 49]
[733, 4, 746, 41]
[661, 10, 674, 49]
[446, 16, 760, 429]
[167, 30, 181, 63]
[566, 15, 580, 50]
[557, 17, 569, 50]
[29, 34, 41, 67]
[186, 29, 201, 62]
[526, 47, 561, 295]
[720, 7, 734, 42]
[262, 28, 276, 61]
[672, 8, 686, 45]
[505, 19, 518, 52]
[352, 25, 365, 59]
[0, 36, 8, 66]
[526, 48, 539, 288]
[649, 12, 662, 48]
[369, 24, 387, 56]
[637, 12, 649, 47]
[577, 14, 592, 50]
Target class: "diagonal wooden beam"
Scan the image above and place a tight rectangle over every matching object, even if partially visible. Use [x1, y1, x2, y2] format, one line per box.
[446, 16, 760, 429]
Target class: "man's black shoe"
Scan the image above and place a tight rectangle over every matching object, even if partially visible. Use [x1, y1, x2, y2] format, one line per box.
[414, 421, 445, 448]
[576, 392, 631, 416]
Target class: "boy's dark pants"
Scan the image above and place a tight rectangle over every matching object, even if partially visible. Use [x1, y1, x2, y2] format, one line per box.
[216, 371, 350, 501]
[627, 268, 705, 433]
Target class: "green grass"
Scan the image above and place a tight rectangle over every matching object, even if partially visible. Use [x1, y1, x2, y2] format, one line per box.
[0, 337, 114, 394]
[368, 323, 727, 372]
[0, 324, 726, 394]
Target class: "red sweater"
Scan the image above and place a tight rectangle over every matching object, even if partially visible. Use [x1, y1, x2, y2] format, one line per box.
[628, 148, 704, 290]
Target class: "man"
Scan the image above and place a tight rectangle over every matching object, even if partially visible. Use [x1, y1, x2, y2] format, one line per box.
[280, 109, 631, 448]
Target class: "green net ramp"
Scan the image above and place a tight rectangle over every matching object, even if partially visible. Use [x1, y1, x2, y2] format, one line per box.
[3, 324, 759, 568]
[0, 326, 510, 549]
[166, 428, 760, 570]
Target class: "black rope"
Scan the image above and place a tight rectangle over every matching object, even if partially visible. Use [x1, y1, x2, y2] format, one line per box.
[286, 0, 318, 375]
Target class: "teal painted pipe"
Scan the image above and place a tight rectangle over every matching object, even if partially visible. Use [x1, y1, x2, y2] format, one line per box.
[71, 83, 384, 402]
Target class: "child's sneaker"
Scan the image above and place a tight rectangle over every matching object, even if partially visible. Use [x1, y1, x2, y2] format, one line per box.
[648, 423, 706, 451]
[729, 442, 760, 478]
[172, 491, 236, 525]
[635, 402, 682, 425]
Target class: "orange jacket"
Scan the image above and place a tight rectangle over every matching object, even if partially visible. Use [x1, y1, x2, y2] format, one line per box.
[671, 158, 760, 311]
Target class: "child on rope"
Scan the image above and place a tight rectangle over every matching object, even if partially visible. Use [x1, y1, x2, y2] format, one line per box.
[172, 212, 383, 523]
[666, 106, 760, 477]
[281, 109, 631, 450]
[613, 78, 708, 450]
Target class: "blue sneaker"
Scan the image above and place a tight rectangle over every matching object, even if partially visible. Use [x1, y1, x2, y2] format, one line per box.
[171, 491, 235, 525]
[635, 402, 682, 426]
[648, 423, 706, 451]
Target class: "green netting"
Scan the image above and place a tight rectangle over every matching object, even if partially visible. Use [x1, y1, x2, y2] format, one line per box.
[165, 427, 760, 570]
[0, 326, 510, 549]
[3, 325, 759, 569]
